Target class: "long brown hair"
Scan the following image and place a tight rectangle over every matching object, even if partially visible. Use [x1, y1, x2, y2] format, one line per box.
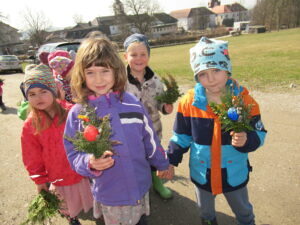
[71, 38, 127, 103]
[30, 99, 68, 135]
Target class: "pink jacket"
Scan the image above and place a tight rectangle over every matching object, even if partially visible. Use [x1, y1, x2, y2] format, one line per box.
[21, 112, 82, 186]
[0, 82, 3, 96]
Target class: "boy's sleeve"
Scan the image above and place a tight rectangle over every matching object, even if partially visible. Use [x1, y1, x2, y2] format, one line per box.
[167, 100, 193, 166]
[234, 95, 267, 153]
[21, 120, 49, 184]
[140, 104, 169, 171]
[63, 107, 102, 178]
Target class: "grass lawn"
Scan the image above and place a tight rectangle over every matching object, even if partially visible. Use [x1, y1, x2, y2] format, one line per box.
[149, 28, 300, 92]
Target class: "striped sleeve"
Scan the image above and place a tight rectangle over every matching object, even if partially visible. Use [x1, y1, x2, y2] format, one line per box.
[168, 100, 193, 166]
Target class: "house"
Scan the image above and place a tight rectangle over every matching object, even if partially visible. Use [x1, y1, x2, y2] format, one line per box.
[92, 13, 178, 39]
[170, 9, 191, 31]
[45, 22, 108, 43]
[65, 22, 107, 40]
[210, 3, 249, 26]
[92, 16, 120, 37]
[151, 13, 178, 38]
[170, 7, 216, 31]
[0, 22, 23, 55]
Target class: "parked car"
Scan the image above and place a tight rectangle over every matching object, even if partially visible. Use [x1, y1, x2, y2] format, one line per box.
[0, 55, 23, 74]
[35, 42, 81, 62]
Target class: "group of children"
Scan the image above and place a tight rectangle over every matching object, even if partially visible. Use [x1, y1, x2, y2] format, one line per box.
[20, 33, 267, 225]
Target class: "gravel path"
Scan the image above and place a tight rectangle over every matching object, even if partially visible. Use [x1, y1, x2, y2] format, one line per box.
[0, 73, 299, 225]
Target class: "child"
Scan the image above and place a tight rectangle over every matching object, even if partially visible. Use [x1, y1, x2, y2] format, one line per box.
[63, 38, 170, 225]
[123, 33, 173, 199]
[163, 37, 267, 225]
[17, 56, 73, 120]
[18, 51, 51, 120]
[0, 78, 6, 112]
[21, 64, 93, 225]
[48, 51, 74, 103]
[38, 51, 50, 66]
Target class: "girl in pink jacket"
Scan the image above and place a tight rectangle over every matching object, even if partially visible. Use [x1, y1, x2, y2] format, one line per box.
[21, 64, 93, 225]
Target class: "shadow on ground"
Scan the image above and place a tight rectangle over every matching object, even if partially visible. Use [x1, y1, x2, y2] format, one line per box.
[78, 176, 236, 225]
[1, 106, 18, 115]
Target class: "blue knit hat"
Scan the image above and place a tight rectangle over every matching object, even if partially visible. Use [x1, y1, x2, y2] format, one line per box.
[190, 37, 232, 79]
[123, 33, 150, 54]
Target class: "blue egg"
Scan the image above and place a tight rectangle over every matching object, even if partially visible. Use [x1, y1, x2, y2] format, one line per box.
[227, 107, 239, 121]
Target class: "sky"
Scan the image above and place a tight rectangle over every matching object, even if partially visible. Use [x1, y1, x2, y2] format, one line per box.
[1, 0, 257, 31]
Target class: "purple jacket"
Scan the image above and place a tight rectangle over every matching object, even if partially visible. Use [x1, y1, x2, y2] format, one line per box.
[63, 92, 169, 206]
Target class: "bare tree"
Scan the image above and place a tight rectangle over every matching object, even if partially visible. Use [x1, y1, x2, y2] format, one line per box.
[0, 12, 7, 43]
[73, 14, 84, 24]
[0, 12, 6, 22]
[22, 8, 51, 47]
[252, 0, 300, 30]
[122, 0, 161, 34]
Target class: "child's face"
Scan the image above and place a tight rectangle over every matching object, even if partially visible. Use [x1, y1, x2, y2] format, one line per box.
[27, 87, 55, 112]
[197, 68, 228, 95]
[124, 42, 149, 74]
[84, 65, 115, 97]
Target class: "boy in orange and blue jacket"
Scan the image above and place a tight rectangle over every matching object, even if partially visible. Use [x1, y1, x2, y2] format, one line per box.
[164, 37, 267, 225]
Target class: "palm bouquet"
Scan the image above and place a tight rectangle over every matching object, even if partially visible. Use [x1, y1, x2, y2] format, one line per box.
[21, 190, 63, 225]
[155, 74, 183, 104]
[65, 104, 121, 158]
[209, 85, 253, 133]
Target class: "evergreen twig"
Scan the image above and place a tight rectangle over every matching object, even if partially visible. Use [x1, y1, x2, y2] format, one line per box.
[64, 105, 121, 158]
[155, 74, 183, 104]
[209, 87, 254, 133]
[20, 190, 63, 225]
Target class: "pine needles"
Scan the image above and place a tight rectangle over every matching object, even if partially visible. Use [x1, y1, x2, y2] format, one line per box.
[155, 74, 183, 104]
[21, 190, 63, 225]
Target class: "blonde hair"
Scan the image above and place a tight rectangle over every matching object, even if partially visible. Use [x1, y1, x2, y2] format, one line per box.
[71, 38, 127, 103]
[30, 98, 68, 135]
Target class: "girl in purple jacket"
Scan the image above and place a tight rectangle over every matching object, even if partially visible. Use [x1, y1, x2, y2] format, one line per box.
[63, 38, 170, 225]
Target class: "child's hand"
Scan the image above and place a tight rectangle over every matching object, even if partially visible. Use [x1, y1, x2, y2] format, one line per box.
[157, 165, 174, 180]
[36, 183, 49, 193]
[163, 104, 174, 114]
[89, 151, 115, 171]
[230, 131, 247, 147]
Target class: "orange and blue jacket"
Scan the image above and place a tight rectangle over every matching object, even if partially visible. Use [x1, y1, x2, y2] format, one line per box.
[168, 81, 267, 195]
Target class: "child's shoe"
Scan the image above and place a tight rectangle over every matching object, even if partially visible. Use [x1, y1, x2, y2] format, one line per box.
[0, 104, 6, 111]
[136, 214, 148, 225]
[151, 171, 173, 199]
[201, 218, 218, 225]
[68, 217, 81, 225]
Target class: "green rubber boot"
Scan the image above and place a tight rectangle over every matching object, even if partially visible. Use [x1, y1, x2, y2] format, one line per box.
[151, 171, 173, 199]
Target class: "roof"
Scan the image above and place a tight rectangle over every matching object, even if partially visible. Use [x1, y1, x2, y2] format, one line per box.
[170, 7, 214, 19]
[71, 22, 94, 30]
[211, 3, 247, 14]
[211, 5, 231, 14]
[170, 9, 191, 19]
[190, 7, 215, 16]
[94, 16, 116, 25]
[230, 3, 247, 12]
[153, 13, 177, 23]
[0, 22, 19, 31]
